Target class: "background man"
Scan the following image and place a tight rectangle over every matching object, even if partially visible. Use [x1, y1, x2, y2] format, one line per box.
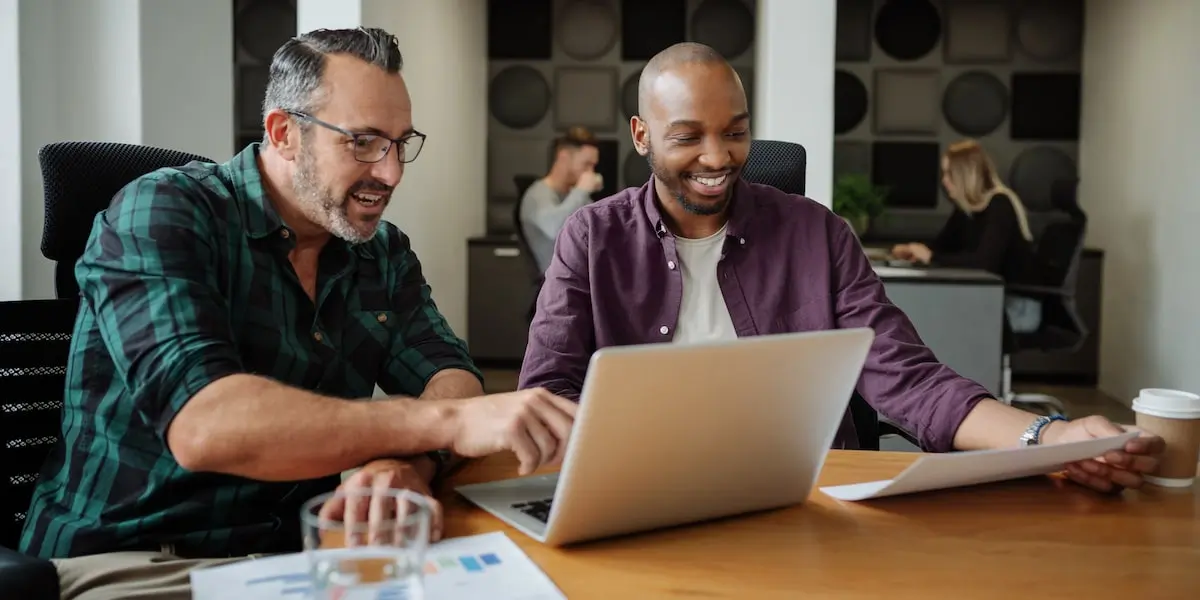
[519, 126, 603, 273]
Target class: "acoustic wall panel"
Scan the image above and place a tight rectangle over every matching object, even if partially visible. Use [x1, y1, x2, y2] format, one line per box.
[621, 0, 687, 60]
[623, 149, 652, 188]
[834, 141, 872, 177]
[489, 0, 553, 59]
[872, 142, 941, 208]
[554, 67, 619, 131]
[836, 0, 874, 61]
[489, 66, 553, 130]
[558, 0, 620, 60]
[1010, 73, 1081, 140]
[235, 0, 294, 62]
[735, 67, 754, 112]
[1015, 0, 1084, 62]
[873, 69, 940, 135]
[942, 71, 1008, 136]
[489, 138, 552, 198]
[874, 0, 942, 61]
[691, 0, 755, 59]
[944, 1, 1011, 63]
[621, 69, 640, 119]
[835, 70, 869, 134]
[593, 139, 620, 199]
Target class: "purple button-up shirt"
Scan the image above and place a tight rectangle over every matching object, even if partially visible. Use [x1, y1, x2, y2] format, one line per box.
[518, 178, 991, 452]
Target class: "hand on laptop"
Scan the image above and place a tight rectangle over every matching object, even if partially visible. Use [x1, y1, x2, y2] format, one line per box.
[1040, 415, 1166, 493]
[449, 388, 578, 476]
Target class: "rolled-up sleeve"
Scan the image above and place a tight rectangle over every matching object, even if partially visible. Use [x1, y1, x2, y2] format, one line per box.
[518, 211, 593, 400]
[378, 227, 483, 397]
[828, 218, 992, 452]
[77, 172, 244, 440]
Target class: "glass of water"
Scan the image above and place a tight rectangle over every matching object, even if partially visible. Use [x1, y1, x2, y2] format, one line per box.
[301, 488, 433, 600]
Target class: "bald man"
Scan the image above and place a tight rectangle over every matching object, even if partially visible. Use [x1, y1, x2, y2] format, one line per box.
[519, 42, 1163, 494]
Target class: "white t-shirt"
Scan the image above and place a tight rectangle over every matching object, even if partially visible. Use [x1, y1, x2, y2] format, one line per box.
[671, 225, 738, 345]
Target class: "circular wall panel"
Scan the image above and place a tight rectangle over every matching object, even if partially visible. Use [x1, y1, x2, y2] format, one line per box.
[621, 70, 641, 119]
[1008, 146, 1076, 212]
[557, 0, 619, 60]
[1016, 3, 1082, 61]
[691, 0, 755, 59]
[942, 71, 1008, 136]
[874, 0, 942, 61]
[623, 150, 652, 188]
[237, 0, 295, 62]
[489, 66, 552, 129]
[834, 70, 869, 134]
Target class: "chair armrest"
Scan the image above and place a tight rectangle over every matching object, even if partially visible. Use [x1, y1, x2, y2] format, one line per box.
[0, 545, 59, 600]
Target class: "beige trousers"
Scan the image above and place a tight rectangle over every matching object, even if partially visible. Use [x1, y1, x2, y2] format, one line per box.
[51, 549, 259, 600]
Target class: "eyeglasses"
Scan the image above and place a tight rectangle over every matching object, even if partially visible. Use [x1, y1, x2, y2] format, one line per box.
[286, 110, 427, 164]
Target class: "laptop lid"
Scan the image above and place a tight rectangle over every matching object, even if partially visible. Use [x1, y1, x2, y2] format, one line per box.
[540, 327, 875, 546]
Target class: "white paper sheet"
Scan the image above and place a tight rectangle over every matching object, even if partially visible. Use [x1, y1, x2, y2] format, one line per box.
[820, 431, 1139, 501]
[190, 531, 565, 600]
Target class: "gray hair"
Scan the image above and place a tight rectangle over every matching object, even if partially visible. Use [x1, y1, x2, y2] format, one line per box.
[261, 27, 404, 132]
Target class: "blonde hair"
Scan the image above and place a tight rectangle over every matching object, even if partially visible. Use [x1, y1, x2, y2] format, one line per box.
[942, 139, 1033, 242]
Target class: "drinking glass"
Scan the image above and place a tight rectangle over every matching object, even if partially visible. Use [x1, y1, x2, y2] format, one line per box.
[301, 488, 432, 600]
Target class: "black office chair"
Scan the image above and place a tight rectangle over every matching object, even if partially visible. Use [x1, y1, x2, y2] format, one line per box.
[0, 297, 79, 599]
[39, 141, 214, 299]
[512, 174, 545, 322]
[0, 142, 216, 599]
[741, 139, 807, 197]
[740, 140, 888, 450]
[1000, 179, 1088, 416]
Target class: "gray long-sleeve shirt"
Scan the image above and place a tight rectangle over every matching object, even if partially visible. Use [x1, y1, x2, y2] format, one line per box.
[519, 179, 593, 273]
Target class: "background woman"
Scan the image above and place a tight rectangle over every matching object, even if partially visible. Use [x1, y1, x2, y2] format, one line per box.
[892, 139, 1041, 331]
[892, 139, 1036, 281]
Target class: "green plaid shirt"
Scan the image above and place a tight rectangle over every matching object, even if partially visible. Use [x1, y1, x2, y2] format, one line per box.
[21, 144, 482, 559]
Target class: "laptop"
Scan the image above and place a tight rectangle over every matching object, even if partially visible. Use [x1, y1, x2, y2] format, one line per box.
[456, 327, 875, 547]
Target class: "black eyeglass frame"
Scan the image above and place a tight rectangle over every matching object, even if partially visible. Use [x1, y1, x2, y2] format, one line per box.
[286, 110, 427, 164]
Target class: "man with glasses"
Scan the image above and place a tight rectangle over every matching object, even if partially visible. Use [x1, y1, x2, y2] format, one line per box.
[23, 27, 576, 599]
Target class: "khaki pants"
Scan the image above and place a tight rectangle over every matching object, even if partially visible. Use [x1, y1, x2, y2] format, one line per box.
[52, 548, 261, 600]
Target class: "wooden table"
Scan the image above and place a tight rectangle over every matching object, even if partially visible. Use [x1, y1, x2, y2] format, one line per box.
[437, 450, 1199, 599]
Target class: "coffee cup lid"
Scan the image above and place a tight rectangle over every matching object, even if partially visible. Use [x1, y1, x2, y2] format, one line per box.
[1133, 388, 1200, 419]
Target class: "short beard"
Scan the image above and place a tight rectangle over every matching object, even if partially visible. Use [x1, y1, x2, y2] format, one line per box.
[646, 145, 730, 216]
[291, 145, 376, 244]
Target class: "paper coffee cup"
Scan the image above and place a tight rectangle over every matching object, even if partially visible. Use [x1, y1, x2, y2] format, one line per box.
[1132, 388, 1200, 487]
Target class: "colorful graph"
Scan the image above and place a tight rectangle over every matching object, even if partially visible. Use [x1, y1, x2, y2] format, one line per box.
[423, 552, 503, 575]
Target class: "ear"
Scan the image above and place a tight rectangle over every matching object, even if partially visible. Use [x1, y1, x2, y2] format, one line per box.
[631, 116, 649, 156]
[263, 109, 301, 161]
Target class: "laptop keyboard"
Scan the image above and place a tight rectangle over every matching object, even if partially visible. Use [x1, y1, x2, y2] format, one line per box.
[511, 498, 554, 522]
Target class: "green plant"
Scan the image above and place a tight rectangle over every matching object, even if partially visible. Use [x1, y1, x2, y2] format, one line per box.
[831, 173, 888, 235]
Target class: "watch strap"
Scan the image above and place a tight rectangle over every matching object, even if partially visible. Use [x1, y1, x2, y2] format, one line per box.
[1019, 414, 1067, 446]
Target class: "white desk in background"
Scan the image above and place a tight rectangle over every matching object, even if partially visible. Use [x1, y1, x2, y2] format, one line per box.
[872, 265, 1004, 395]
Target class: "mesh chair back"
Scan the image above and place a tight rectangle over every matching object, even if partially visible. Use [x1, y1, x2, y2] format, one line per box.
[0, 298, 79, 549]
[741, 140, 807, 196]
[39, 142, 213, 298]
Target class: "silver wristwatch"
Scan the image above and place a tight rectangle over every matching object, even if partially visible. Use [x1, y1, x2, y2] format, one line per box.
[1019, 415, 1066, 446]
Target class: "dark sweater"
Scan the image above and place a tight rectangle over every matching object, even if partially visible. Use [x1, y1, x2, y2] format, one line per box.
[930, 194, 1035, 281]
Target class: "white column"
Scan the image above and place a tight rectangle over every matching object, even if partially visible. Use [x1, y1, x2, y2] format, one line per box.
[10, 0, 232, 300]
[0, 0, 22, 300]
[297, 0, 488, 341]
[754, 0, 837, 207]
